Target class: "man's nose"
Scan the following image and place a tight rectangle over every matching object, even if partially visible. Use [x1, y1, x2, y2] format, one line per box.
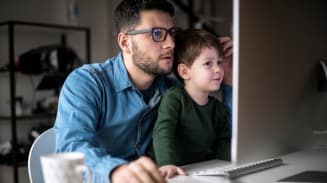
[162, 34, 175, 49]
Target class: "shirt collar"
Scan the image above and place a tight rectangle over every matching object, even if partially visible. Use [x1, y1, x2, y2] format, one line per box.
[113, 52, 134, 92]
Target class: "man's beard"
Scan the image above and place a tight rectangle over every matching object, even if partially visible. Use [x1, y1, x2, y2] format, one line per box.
[131, 41, 172, 76]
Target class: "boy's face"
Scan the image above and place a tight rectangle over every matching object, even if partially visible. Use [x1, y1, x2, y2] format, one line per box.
[184, 47, 224, 93]
[128, 10, 175, 76]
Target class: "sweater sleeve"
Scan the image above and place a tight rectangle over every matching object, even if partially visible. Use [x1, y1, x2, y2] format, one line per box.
[152, 89, 181, 166]
[214, 103, 231, 161]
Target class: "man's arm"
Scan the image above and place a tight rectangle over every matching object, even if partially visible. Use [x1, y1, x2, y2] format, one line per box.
[54, 68, 129, 182]
[55, 67, 167, 183]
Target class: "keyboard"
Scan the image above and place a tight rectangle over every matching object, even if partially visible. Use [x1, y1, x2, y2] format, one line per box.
[191, 158, 283, 178]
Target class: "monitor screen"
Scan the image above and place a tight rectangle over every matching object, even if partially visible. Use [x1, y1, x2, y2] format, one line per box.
[231, 0, 327, 164]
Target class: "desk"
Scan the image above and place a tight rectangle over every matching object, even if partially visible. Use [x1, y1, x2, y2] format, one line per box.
[168, 149, 327, 183]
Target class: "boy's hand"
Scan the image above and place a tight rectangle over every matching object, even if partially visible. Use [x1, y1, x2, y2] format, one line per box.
[159, 165, 187, 179]
[111, 157, 166, 183]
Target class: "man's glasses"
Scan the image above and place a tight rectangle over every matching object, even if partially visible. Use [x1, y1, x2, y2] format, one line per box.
[126, 27, 181, 42]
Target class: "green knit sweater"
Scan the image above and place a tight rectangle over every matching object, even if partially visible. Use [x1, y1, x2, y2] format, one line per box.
[152, 86, 231, 166]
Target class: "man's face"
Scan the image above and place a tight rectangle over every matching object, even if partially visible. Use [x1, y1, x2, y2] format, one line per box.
[129, 10, 175, 76]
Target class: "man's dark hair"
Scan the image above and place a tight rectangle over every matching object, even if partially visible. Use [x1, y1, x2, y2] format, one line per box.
[114, 0, 175, 35]
[173, 29, 223, 82]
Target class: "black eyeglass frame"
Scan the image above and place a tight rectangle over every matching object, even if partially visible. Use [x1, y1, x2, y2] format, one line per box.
[126, 27, 181, 42]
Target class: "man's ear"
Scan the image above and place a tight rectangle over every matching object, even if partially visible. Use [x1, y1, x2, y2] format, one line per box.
[117, 32, 131, 53]
[177, 63, 190, 80]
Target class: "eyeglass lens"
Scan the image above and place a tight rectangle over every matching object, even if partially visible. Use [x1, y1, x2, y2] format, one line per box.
[152, 28, 165, 41]
[152, 28, 179, 42]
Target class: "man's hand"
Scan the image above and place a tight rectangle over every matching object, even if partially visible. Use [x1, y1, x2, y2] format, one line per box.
[159, 165, 187, 180]
[110, 157, 166, 183]
[219, 37, 233, 86]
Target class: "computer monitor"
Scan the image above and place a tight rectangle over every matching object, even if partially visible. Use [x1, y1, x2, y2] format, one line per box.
[231, 0, 327, 164]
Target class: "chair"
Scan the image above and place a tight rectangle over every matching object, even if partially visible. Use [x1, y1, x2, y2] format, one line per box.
[28, 128, 56, 183]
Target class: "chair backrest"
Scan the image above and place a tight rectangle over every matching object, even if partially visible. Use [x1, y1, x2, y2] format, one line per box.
[28, 128, 56, 183]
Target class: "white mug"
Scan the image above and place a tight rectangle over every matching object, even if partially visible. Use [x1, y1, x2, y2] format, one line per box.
[40, 152, 92, 183]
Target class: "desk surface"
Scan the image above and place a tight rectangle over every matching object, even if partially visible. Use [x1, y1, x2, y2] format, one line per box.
[168, 149, 327, 183]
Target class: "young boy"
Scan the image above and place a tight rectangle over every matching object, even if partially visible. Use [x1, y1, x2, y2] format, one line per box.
[153, 29, 231, 178]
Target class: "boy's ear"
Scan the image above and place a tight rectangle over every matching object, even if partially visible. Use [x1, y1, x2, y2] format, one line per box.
[177, 64, 190, 80]
[117, 32, 131, 53]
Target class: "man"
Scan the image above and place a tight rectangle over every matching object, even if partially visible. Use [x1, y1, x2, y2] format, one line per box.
[54, 0, 232, 182]
[55, 0, 181, 182]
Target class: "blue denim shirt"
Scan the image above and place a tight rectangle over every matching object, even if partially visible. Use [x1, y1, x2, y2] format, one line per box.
[222, 84, 233, 138]
[54, 53, 176, 182]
